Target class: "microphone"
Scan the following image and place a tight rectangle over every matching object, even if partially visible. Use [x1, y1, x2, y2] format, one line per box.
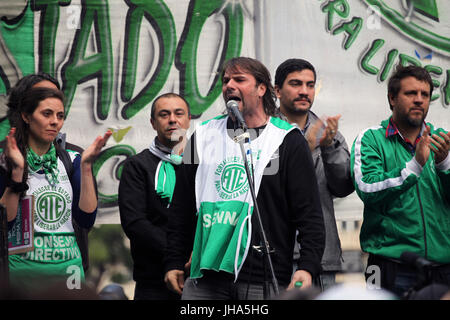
[400, 251, 433, 270]
[226, 100, 247, 129]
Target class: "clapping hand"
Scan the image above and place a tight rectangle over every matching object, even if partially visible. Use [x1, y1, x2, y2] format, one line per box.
[81, 130, 112, 165]
[305, 115, 341, 152]
[5, 128, 25, 181]
[415, 126, 431, 167]
[430, 131, 450, 165]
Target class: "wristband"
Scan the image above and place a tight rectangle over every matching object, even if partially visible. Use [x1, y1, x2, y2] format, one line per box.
[6, 179, 29, 193]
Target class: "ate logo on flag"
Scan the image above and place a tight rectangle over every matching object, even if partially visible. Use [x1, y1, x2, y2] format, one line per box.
[215, 157, 250, 200]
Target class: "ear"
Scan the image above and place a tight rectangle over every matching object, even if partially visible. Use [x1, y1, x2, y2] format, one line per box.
[150, 118, 156, 131]
[274, 85, 281, 99]
[21, 112, 30, 124]
[388, 94, 396, 110]
[257, 82, 267, 98]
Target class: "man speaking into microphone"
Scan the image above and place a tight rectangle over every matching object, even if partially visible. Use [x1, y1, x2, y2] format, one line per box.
[164, 57, 325, 300]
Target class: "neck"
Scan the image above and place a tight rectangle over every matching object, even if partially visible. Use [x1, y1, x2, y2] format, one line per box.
[155, 137, 173, 152]
[242, 104, 269, 128]
[280, 106, 308, 130]
[156, 136, 185, 155]
[392, 117, 422, 142]
[28, 139, 52, 156]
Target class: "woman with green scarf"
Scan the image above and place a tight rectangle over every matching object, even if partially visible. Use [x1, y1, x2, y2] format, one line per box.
[0, 87, 111, 292]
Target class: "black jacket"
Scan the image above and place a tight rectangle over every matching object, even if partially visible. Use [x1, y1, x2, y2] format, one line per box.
[164, 119, 325, 286]
[119, 149, 177, 284]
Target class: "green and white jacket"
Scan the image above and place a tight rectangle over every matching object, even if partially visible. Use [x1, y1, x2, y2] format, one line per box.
[351, 117, 450, 263]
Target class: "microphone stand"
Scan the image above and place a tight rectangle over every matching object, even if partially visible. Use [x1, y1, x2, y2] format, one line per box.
[232, 120, 280, 299]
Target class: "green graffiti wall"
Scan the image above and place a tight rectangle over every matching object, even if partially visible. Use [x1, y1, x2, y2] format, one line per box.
[0, 0, 248, 222]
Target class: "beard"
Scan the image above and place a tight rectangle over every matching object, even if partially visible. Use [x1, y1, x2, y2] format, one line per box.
[406, 110, 427, 127]
[282, 98, 312, 116]
[406, 116, 424, 127]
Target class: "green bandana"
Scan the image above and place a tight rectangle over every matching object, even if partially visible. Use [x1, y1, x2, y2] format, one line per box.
[27, 144, 59, 186]
[155, 161, 176, 204]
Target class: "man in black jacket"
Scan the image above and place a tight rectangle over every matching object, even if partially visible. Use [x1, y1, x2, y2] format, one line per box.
[164, 57, 325, 300]
[119, 93, 191, 300]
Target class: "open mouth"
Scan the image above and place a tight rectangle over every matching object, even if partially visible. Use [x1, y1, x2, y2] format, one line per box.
[227, 96, 241, 102]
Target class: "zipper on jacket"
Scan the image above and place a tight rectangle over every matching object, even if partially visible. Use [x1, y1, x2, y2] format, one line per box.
[416, 184, 428, 258]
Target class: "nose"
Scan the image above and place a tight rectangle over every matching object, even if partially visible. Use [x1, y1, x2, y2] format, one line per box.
[168, 112, 177, 123]
[298, 83, 309, 95]
[223, 79, 237, 93]
[414, 92, 425, 104]
[50, 115, 58, 124]
[50, 114, 63, 127]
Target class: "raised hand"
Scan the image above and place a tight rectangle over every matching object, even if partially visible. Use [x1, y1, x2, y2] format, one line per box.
[320, 114, 341, 147]
[5, 128, 25, 180]
[430, 131, 450, 165]
[78, 130, 112, 213]
[305, 118, 324, 152]
[415, 126, 431, 167]
[305, 115, 341, 152]
[81, 130, 112, 165]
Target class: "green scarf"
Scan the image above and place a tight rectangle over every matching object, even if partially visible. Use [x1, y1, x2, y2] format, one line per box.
[27, 144, 59, 186]
[155, 161, 176, 204]
[149, 138, 182, 205]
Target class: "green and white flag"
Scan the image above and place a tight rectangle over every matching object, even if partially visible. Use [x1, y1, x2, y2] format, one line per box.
[191, 116, 295, 280]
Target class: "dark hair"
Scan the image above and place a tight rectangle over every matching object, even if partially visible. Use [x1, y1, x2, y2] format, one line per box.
[387, 65, 433, 110]
[274, 58, 316, 88]
[7, 87, 65, 184]
[221, 57, 277, 116]
[7, 73, 60, 113]
[150, 93, 191, 120]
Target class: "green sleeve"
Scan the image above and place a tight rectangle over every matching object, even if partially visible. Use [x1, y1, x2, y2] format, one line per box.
[350, 128, 420, 205]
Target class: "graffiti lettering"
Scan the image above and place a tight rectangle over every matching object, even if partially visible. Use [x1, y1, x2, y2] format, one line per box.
[175, 0, 243, 116]
[120, 0, 176, 120]
[360, 38, 447, 102]
[32, 0, 71, 76]
[0, 1, 245, 207]
[60, 0, 113, 120]
[332, 16, 363, 50]
[320, 0, 450, 106]
[92, 145, 136, 208]
[321, 0, 350, 32]
[362, 0, 450, 55]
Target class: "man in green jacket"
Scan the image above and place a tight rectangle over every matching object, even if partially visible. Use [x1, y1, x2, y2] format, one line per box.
[350, 65, 450, 298]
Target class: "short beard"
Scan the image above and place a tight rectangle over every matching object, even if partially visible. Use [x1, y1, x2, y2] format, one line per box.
[282, 102, 311, 117]
[406, 114, 425, 127]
